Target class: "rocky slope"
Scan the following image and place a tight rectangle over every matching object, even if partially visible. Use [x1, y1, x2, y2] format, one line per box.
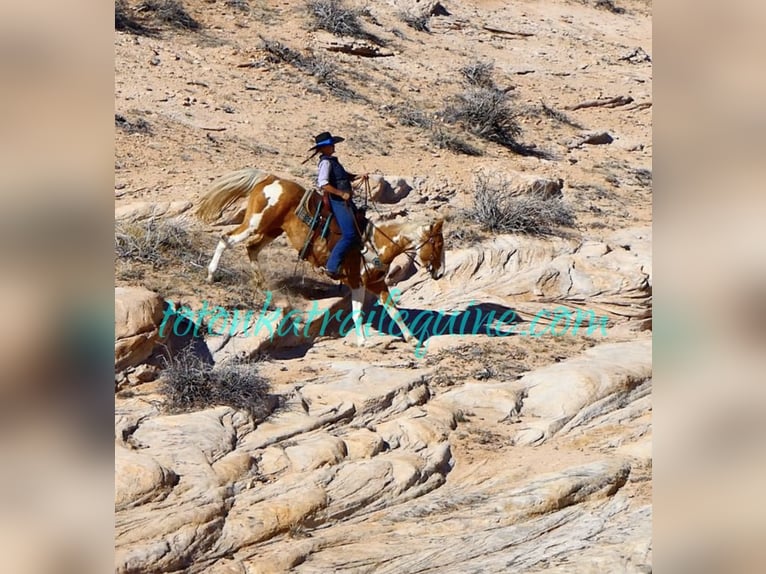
[115, 0, 652, 571]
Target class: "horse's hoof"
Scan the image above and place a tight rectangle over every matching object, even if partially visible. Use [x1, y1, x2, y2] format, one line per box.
[206, 274, 214, 283]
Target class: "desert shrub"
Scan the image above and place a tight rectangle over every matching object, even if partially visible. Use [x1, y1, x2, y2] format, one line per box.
[115, 217, 205, 268]
[429, 127, 482, 156]
[390, 104, 433, 128]
[446, 224, 483, 246]
[115, 113, 152, 134]
[306, 0, 365, 37]
[260, 36, 358, 100]
[632, 168, 652, 187]
[460, 60, 495, 87]
[261, 36, 304, 65]
[137, 0, 200, 30]
[115, 0, 154, 34]
[444, 87, 521, 148]
[162, 348, 271, 419]
[398, 10, 430, 32]
[465, 171, 575, 235]
[593, 0, 625, 14]
[226, 0, 250, 12]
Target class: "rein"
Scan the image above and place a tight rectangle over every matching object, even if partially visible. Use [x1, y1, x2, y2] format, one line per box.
[351, 177, 438, 275]
[362, 219, 436, 272]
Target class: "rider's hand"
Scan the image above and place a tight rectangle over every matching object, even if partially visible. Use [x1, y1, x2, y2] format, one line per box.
[360, 173, 369, 181]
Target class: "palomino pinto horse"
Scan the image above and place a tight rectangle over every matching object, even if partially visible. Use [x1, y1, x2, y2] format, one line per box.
[196, 168, 445, 346]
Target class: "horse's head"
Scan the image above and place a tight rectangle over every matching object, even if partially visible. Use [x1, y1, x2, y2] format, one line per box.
[417, 218, 446, 280]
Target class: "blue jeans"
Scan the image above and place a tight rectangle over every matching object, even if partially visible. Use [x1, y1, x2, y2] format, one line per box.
[326, 198, 358, 273]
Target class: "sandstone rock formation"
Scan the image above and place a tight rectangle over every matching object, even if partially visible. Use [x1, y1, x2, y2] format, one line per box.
[115, 0, 653, 570]
[115, 287, 165, 371]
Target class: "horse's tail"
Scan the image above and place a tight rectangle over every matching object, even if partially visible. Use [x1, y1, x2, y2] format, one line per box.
[195, 168, 270, 223]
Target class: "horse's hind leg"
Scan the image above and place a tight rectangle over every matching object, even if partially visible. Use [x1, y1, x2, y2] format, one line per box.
[245, 233, 278, 286]
[206, 214, 264, 282]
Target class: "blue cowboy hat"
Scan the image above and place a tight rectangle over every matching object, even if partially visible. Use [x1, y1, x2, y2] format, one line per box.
[309, 131, 345, 150]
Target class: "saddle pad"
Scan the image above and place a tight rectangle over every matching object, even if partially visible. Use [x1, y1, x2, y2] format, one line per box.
[295, 188, 322, 226]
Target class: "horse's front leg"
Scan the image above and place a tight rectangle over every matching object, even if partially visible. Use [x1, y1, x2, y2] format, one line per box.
[350, 286, 369, 347]
[379, 287, 414, 343]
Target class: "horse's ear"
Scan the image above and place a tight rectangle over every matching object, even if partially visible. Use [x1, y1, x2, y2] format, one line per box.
[432, 218, 444, 233]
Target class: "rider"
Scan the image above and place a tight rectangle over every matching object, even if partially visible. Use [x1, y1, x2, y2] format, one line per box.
[309, 131, 367, 279]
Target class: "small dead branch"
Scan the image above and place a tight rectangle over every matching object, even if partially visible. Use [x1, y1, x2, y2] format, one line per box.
[324, 42, 394, 57]
[625, 101, 652, 111]
[482, 25, 534, 37]
[567, 95, 634, 110]
[539, 100, 584, 129]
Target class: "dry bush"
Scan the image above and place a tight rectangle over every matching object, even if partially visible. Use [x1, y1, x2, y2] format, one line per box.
[115, 216, 206, 268]
[115, 216, 262, 306]
[429, 127, 483, 156]
[593, 0, 625, 14]
[445, 88, 552, 158]
[446, 223, 484, 247]
[390, 104, 433, 129]
[137, 0, 200, 30]
[115, 113, 152, 135]
[306, 0, 365, 38]
[261, 36, 304, 65]
[226, 0, 250, 12]
[260, 36, 359, 100]
[460, 60, 495, 87]
[444, 87, 521, 148]
[398, 10, 430, 32]
[115, 0, 154, 35]
[162, 348, 271, 420]
[465, 171, 575, 235]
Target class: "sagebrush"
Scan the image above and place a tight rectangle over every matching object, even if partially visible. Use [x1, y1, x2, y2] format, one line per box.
[306, 0, 365, 37]
[444, 87, 521, 148]
[429, 127, 482, 156]
[398, 10, 430, 32]
[466, 172, 575, 235]
[114, 216, 206, 268]
[115, 0, 153, 34]
[137, 0, 200, 30]
[460, 60, 495, 87]
[162, 348, 272, 420]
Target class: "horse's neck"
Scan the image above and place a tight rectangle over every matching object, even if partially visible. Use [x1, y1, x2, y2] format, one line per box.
[375, 222, 425, 261]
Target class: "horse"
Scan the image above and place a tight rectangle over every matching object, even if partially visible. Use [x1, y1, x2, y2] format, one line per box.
[195, 168, 445, 346]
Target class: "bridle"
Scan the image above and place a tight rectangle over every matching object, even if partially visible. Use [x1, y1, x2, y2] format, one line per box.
[352, 177, 442, 277]
[360, 219, 441, 276]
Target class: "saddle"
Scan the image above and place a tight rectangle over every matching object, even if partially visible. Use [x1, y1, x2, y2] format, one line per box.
[295, 188, 368, 261]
